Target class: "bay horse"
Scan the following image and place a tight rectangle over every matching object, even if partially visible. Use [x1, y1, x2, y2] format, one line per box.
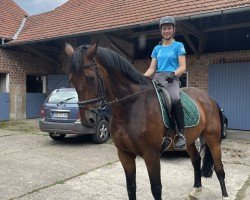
[65, 42, 228, 199]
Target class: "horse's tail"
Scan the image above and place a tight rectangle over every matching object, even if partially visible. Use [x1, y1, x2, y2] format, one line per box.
[216, 102, 224, 142]
[201, 144, 214, 177]
[201, 101, 223, 178]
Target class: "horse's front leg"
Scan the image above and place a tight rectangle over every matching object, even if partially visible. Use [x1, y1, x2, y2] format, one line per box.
[144, 152, 162, 200]
[118, 150, 137, 200]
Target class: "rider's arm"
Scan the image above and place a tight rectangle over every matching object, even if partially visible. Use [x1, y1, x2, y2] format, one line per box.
[174, 55, 186, 77]
[144, 58, 157, 78]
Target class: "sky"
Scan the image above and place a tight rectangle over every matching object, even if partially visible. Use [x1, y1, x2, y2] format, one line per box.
[13, 0, 69, 15]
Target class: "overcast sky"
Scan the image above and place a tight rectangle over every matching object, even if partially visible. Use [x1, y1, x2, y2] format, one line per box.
[13, 0, 69, 15]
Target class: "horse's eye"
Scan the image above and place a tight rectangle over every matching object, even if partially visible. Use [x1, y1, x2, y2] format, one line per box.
[85, 76, 95, 86]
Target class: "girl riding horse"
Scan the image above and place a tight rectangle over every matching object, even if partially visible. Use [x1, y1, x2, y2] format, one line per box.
[65, 41, 228, 200]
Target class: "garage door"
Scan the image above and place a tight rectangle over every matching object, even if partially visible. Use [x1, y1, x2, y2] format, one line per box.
[47, 75, 69, 94]
[208, 62, 250, 130]
[26, 93, 47, 119]
[0, 92, 10, 121]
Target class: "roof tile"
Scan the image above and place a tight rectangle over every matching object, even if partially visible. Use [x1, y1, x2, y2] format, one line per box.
[0, 0, 28, 38]
[5, 0, 250, 44]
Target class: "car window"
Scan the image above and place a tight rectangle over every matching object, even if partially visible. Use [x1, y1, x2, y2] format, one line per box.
[47, 89, 78, 103]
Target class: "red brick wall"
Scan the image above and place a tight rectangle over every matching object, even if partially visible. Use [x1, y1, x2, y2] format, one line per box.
[2, 36, 247, 120]
[91, 36, 250, 92]
[0, 48, 56, 119]
[64, 36, 250, 93]
[134, 50, 250, 91]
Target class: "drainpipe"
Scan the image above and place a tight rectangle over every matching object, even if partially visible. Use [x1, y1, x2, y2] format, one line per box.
[12, 16, 28, 40]
[1, 38, 5, 44]
[0, 15, 28, 45]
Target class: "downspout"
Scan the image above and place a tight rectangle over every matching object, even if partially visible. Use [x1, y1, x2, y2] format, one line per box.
[12, 16, 28, 40]
[1, 37, 12, 44]
[1, 38, 5, 44]
[1, 16, 28, 45]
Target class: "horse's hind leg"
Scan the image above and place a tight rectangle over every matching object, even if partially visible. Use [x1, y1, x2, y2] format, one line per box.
[186, 144, 202, 198]
[144, 153, 162, 200]
[208, 143, 229, 198]
[118, 150, 137, 200]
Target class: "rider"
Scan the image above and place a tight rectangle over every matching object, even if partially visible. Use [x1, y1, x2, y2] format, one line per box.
[144, 16, 186, 149]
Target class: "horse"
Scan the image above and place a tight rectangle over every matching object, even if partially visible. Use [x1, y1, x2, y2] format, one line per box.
[65, 42, 228, 200]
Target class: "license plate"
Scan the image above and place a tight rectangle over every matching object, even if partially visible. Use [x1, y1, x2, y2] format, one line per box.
[52, 112, 68, 118]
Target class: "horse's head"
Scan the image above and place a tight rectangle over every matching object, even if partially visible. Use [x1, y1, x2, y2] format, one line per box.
[65, 42, 107, 128]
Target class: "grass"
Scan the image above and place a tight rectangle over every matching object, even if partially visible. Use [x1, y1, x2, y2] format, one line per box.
[0, 119, 43, 134]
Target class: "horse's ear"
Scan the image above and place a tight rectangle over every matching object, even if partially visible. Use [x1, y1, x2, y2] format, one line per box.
[65, 43, 75, 58]
[87, 41, 99, 59]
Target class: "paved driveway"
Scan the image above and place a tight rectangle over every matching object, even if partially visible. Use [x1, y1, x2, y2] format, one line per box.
[0, 120, 249, 200]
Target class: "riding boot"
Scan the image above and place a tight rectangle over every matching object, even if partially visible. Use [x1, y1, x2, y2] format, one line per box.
[172, 100, 186, 149]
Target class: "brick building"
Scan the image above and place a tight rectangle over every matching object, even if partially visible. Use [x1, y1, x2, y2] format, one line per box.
[0, 0, 249, 130]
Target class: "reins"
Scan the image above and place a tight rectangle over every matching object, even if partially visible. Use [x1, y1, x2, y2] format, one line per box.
[77, 59, 154, 110]
[105, 87, 154, 105]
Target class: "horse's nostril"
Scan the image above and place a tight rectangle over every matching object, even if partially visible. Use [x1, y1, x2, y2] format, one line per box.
[89, 118, 95, 124]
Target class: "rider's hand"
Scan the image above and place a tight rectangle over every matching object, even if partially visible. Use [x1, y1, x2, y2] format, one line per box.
[165, 72, 176, 83]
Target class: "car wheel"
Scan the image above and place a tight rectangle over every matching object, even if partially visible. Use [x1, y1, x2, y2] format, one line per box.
[49, 133, 66, 140]
[195, 136, 205, 157]
[92, 119, 109, 144]
[222, 120, 228, 139]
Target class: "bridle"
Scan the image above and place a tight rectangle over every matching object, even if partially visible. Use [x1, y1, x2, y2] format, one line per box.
[77, 59, 154, 116]
[77, 59, 107, 118]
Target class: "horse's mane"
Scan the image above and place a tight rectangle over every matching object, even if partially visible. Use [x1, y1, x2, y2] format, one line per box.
[70, 45, 148, 85]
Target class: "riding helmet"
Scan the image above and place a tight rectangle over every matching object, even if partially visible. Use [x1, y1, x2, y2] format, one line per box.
[159, 16, 176, 28]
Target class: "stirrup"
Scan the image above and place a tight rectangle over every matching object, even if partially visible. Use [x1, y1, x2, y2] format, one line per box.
[160, 137, 172, 154]
[174, 134, 186, 150]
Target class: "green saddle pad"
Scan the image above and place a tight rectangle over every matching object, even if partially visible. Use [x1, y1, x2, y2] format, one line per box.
[153, 82, 200, 129]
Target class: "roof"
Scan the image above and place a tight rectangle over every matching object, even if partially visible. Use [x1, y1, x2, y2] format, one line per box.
[4, 0, 250, 44]
[0, 0, 28, 39]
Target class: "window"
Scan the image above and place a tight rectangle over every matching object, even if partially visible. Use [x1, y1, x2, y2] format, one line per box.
[26, 75, 43, 93]
[47, 89, 78, 104]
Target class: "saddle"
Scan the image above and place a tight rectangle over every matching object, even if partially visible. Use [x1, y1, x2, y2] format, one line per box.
[154, 82, 172, 118]
[153, 81, 200, 130]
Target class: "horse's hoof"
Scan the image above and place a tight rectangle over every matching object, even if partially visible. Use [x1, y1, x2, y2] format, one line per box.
[222, 196, 231, 200]
[188, 187, 202, 199]
[184, 194, 192, 200]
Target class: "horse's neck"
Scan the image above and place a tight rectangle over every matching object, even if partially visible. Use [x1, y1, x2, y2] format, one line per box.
[108, 74, 148, 99]
[107, 75, 152, 120]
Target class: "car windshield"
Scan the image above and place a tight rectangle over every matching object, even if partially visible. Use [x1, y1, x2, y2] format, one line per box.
[47, 89, 78, 104]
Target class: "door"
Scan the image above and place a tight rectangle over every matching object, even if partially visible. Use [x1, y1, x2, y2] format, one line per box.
[26, 75, 46, 118]
[26, 93, 47, 118]
[208, 62, 250, 130]
[47, 75, 69, 94]
[0, 73, 9, 121]
[0, 92, 10, 121]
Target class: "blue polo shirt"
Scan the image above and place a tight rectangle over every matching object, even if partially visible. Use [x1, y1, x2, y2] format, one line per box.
[151, 41, 186, 72]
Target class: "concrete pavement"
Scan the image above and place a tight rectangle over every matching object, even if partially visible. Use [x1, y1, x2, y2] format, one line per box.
[0, 119, 249, 200]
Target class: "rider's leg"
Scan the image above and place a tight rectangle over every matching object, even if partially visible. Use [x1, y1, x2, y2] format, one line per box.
[165, 77, 186, 149]
[172, 99, 186, 149]
[153, 73, 172, 153]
